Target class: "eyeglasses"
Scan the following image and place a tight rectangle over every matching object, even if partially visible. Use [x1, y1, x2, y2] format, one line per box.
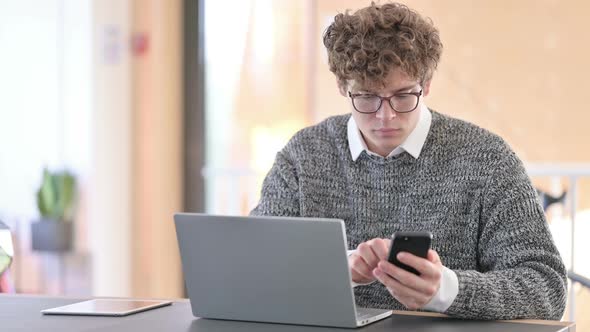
[348, 89, 423, 114]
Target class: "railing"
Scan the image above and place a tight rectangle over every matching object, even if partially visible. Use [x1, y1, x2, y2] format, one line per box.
[568, 271, 590, 289]
[203, 163, 590, 321]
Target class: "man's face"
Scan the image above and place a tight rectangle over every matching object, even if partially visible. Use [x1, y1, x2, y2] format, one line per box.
[342, 68, 431, 157]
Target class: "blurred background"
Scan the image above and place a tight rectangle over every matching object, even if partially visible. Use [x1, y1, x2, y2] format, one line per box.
[0, 0, 589, 327]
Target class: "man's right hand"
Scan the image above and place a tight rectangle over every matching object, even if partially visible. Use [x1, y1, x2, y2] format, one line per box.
[349, 238, 391, 284]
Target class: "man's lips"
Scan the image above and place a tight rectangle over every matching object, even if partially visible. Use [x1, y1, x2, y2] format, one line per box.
[373, 128, 402, 137]
[374, 128, 402, 132]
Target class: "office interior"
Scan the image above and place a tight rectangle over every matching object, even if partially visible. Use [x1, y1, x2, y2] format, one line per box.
[0, 0, 588, 329]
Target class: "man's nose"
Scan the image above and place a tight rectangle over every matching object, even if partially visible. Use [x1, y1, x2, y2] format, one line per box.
[375, 100, 396, 119]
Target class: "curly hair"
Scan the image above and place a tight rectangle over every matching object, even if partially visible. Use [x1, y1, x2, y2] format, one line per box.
[323, 1, 443, 89]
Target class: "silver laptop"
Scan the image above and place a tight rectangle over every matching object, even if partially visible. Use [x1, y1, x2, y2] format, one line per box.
[174, 213, 392, 328]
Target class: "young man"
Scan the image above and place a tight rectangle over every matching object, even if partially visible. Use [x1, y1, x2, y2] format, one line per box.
[251, 2, 566, 320]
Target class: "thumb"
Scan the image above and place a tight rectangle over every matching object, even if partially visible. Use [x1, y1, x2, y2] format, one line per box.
[427, 249, 441, 264]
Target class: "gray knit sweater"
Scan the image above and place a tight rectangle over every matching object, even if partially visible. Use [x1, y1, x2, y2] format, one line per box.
[251, 110, 567, 320]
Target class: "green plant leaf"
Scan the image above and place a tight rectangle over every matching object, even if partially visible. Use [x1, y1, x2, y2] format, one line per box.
[56, 172, 76, 221]
[36, 168, 77, 221]
[37, 168, 56, 219]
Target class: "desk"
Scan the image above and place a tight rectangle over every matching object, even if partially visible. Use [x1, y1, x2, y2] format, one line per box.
[0, 294, 575, 332]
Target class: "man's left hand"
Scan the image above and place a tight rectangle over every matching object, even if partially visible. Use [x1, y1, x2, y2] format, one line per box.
[372, 249, 443, 310]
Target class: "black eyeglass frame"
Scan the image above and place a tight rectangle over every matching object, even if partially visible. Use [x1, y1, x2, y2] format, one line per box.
[348, 89, 423, 114]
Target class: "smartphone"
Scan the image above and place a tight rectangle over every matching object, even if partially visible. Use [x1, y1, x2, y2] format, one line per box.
[387, 231, 432, 275]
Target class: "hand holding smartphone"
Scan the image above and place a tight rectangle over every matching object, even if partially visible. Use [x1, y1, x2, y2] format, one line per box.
[387, 231, 432, 275]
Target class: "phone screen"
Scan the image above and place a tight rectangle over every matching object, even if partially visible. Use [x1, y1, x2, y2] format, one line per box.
[387, 232, 432, 275]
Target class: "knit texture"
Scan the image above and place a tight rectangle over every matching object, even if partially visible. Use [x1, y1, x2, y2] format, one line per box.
[251, 110, 567, 320]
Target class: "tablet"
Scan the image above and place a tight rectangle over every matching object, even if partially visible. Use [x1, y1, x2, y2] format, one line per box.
[41, 299, 172, 316]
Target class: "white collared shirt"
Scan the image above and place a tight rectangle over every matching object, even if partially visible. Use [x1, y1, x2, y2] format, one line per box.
[347, 103, 432, 161]
[346, 104, 459, 313]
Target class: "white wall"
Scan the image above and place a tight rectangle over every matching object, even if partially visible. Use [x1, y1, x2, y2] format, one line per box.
[0, 0, 92, 247]
[0, 0, 65, 217]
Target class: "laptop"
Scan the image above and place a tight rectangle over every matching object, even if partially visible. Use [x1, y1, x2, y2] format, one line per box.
[174, 213, 393, 328]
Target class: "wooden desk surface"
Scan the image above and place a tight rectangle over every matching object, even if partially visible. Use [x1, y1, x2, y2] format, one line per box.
[0, 294, 575, 332]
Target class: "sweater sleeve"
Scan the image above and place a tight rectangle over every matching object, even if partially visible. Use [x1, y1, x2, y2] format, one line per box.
[445, 148, 567, 320]
[250, 150, 301, 217]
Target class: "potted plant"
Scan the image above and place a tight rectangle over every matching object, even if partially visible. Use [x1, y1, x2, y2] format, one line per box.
[31, 168, 77, 252]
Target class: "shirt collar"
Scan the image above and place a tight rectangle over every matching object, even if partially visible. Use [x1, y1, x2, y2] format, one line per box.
[347, 103, 432, 161]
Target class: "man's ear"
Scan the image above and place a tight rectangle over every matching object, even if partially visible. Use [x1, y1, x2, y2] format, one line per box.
[338, 81, 347, 97]
[422, 79, 432, 97]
